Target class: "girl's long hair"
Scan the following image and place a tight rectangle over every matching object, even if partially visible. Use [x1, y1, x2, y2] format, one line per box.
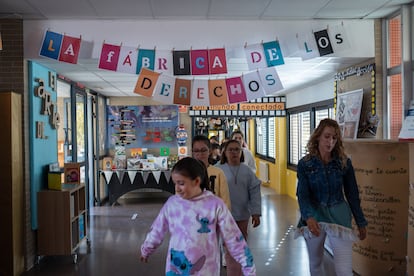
[171, 157, 210, 190]
[305, 118, 348, 168]
[220, 140, 245, 164]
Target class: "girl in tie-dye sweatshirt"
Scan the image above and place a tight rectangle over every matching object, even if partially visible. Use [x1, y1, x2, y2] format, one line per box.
[140, 157, 256, 276]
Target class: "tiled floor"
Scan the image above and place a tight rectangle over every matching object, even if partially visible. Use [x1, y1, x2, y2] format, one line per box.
[23, 187, 337, 275]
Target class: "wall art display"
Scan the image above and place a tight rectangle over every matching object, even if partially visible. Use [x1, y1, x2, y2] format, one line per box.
[336, 89, 363, 139]
[107, 105, 179, 149]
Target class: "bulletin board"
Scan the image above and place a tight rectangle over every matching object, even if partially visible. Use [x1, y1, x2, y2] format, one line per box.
[344, 141, 409, 275]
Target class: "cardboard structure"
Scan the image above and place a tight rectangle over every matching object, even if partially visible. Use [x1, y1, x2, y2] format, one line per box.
[344, 140, 409, 275]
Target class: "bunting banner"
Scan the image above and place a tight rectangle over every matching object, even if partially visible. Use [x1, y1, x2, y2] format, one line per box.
[154, 49, 174, 75]
[245, 43, 267, 71]
[173, 50, 191, 75]
[117, 46, 138, 74]
[137, 49, 155, 74]
[209, 79, 229, 106]
[314, 29, 334, 56]
[40, 30, 63, 60]
[242, 71, 267, 101]
[153, 74, 176, 104]
[226, 76, 247, 104]
[58, 34, 81, 64]
[134, 68, 160, 97]
[191, 79, 210, 106]
[263, 40, 285, 67]
[329, 24, 351, 53]
[152, 171, 161, 184]
[98, 42, 121, 71]
[191, 49, 209, 75]
[208, 48, 227, 74]
[297, 32, 319, 61]
[39, 25, 358, 105]
[127, 170, 137, 184]
[258, 67, 284, 95]
[174, 78, 192, 105]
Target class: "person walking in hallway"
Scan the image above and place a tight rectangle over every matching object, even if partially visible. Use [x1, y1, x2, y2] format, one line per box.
[140, 157, 256, 275]
[192, 135, 231, 209]
[231, 130, 257, 174]
[295, 118, 367, 276]
[218, 140, 262, 276]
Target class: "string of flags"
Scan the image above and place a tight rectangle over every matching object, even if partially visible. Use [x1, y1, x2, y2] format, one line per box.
[39, 24, 350, 105]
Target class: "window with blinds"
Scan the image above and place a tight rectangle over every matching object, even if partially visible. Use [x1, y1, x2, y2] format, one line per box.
[255, 117, 275, 161]
[288, 101, 334, 167]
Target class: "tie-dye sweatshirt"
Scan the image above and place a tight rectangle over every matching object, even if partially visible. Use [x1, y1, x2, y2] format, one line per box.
[141, 190, 256, 275]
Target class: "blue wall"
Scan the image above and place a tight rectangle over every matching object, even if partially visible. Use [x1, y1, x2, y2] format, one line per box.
[28, 61, 58, 229]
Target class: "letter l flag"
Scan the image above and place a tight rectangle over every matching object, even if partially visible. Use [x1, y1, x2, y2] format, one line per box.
[40, 30, 63, 60]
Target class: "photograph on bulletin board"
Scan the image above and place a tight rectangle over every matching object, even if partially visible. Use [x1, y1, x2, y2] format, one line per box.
[336, 89, 363, 139]
[107, 105, 179, 149]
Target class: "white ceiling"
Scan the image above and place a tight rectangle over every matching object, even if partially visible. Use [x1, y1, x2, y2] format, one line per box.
[1, 0, 413, 97]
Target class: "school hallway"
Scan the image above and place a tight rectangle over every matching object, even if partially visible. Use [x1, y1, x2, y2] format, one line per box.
[23, 186, 339, 276]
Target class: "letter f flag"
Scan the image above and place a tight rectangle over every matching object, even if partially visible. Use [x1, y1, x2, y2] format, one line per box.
[99, 42, 121, 71]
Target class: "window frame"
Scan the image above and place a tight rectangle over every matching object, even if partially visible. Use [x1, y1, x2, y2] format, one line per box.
[287, 100, 334, 170]
[254, 117, 276, 163]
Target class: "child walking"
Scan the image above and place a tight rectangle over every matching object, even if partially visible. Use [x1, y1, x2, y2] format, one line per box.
[140, 157, 256, 275]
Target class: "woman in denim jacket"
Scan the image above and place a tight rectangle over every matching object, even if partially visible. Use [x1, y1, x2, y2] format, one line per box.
[295, 118, 367, 276]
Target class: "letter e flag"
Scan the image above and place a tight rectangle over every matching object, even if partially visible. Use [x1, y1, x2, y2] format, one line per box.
[99, 43, 121, 71]
[58, 35, 81, 64]
[40, 30, 63, 60]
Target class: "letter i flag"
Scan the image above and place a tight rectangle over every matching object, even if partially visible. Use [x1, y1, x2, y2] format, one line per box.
[98, 43, 121, 71]
[58, 34, 81, 64]
[40, 30, 63, 60]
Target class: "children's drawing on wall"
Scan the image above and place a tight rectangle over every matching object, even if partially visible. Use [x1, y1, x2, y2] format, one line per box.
[107, 105, 179, 148]
[336, 89, 363, 139]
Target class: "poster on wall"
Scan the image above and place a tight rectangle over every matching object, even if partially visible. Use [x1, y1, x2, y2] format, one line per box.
[107, 105, 179, 149]
[336, 89, 363, 139]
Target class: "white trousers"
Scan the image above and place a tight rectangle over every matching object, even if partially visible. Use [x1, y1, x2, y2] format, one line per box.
[304, 229, 353, 276]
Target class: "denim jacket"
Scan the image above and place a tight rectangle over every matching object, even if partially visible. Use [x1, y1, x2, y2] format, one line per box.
[296, 155, 368, 228]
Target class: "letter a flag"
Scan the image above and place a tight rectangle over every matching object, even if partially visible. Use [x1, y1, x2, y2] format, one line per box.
[58, 34, 81, 64]
[99, 43, 121, 71]
[40, 30, 63, 60]
[117, 46, 138, 74]
[134, 68, 160, 97]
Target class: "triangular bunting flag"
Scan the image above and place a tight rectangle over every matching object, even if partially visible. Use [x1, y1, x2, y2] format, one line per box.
[142, 171, 149, 183]
[127, 170, 137, 184]
[152, 171, 161, 184]
[102, 171, 114, 184]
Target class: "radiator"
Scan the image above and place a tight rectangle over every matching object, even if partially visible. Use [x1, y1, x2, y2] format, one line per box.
[258, 161, 269, 183]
